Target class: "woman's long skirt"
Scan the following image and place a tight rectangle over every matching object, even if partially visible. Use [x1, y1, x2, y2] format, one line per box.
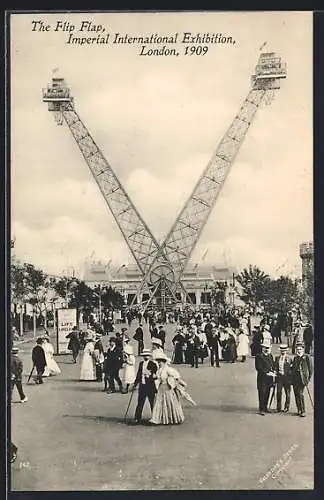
[173, 344, 184, 364]
[80, 353, 96, 381]
[150, 384, 184, 425]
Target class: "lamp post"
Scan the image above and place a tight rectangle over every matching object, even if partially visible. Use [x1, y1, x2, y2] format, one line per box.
[49, 296, 59, 333]
[93, 284, 103, 327]
[98, 284, 102, 327]
[21, 273, 30, 336]
[16, 303, 24, 337]
[27, 293, 39, 339]
[230, 273, 236, 308]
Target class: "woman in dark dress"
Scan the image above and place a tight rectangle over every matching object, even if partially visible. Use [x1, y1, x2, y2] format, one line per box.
[227, 329, 238, 363]
[250, 327, 263, 356]
[172, 329, 185, 364]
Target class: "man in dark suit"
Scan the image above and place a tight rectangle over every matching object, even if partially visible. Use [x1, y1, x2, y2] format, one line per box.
[133, 324, 144, 356]
[191, 332, 202, 368]
[255, 344, 276, 415]
[133, 349, 158, 423]
[274, 344, 292, 413]
[207, 327, 221, 368]
[32, 337, 47, 384]
[251, 326, 263, 357]
[157, 325, 166, 349]
[65, 326, 81, 363]
[303, 323, 313, 355]
[103, 337, 124, 393]
[11, 346, 28, 402]
[291, 342, 313, 417]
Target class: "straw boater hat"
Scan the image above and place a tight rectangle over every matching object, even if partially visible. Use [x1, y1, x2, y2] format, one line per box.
[279, 344, 288, 351]
[264, 324, 271, 332]
[12, 346, 19, 353]
[141, 349, 152, 357]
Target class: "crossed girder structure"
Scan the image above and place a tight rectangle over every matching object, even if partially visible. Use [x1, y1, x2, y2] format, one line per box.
[43, 51, 286, 311]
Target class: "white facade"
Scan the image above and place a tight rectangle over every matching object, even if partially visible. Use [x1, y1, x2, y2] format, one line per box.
[82, 260, 239, 308]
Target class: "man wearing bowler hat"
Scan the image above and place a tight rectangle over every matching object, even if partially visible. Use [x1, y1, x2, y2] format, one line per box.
[133, 349, 158, 423]
[103, 336, 124, 393]
[11, 346, 28, 402]
[32, 337, 47, 385]
[255, 343, 276, 415]
[275, 344, 292, 413]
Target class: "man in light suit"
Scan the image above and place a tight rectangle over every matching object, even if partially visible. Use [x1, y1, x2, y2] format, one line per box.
[274, 344, 292, 413]
[133, 349, 158, 423]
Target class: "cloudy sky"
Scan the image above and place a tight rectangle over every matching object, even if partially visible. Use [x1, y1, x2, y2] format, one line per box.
[11, 11, 312, 278]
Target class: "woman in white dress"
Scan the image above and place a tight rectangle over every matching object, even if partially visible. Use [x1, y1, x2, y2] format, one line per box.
[150, 352, 196, 425]
[262, 324, 272, 347]
[42, 336, 61, 376]
[80, 332, 96, 381]
[236, 329, 250, 362]
[121, 342, 136, 393]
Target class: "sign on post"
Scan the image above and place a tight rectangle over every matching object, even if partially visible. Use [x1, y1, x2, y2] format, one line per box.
[56, 308, 77, 354]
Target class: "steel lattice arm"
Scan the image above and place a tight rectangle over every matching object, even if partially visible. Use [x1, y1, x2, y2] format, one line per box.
[42, 79, 161, 277]
[62, 105, 162, 275]
[142, 52, 287, 287]
[157, 87, 266, 283]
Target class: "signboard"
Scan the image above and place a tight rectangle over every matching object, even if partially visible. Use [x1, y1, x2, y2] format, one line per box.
[56, 308, 77, 354]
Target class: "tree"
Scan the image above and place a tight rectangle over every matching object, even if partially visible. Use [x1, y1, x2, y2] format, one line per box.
[11, 261, 51, 332]
[11, 262, 27, 308]
[99, 285, 125, 311]
[53, 279, 124, 322]
[21, 263, 48, 321]
[263, 275, 299, 315]
[53, 277, 92, 321]
[236, 265, 271, 309]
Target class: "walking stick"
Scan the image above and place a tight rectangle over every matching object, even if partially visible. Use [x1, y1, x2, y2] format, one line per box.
[27, 365, 35, 383]
[124, 385, 136, 422]
[305, 384, 314, 409]
[269, 384, 276, 409]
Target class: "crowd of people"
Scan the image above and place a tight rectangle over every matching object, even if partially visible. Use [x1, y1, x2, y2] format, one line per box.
[10, 305, 314, 462]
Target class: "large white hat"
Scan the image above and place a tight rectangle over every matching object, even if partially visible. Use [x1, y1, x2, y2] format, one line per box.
[152, 337, 162, 347]
[154, 351, 171, 363]
[124, 344, 134, 355]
